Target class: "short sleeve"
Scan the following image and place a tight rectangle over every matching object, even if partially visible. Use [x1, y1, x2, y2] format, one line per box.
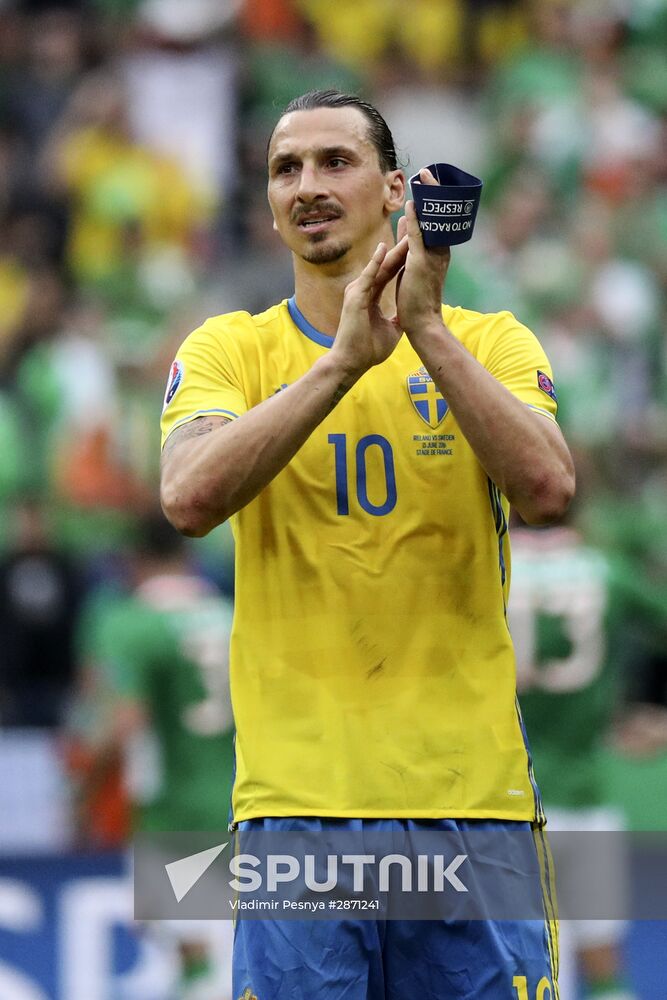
[481, 311, 558, 422]
[160, 315, 250, 448]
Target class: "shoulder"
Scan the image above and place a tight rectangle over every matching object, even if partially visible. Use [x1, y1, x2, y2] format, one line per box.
[194, 301, 289, 342]
[177, 301, 289, 362]
[442, 303, 546, 365]
[443, 303, 533, 339]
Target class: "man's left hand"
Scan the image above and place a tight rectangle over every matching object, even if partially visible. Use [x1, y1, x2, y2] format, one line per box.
[396, 167, 450, 344]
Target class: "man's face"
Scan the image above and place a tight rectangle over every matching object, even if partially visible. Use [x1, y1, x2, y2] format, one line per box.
[267, 106, 404, 266]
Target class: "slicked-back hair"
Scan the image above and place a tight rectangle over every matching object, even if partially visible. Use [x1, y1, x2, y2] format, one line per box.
[270, 89, 398, 173]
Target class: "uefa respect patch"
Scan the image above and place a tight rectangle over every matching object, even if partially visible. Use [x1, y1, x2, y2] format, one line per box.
[410, 163, 483, 248]
[163, 359, 184, 409]
[537, 370, 557, 402]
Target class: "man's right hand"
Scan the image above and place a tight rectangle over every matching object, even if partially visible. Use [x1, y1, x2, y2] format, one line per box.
[331, 238, 409, 379]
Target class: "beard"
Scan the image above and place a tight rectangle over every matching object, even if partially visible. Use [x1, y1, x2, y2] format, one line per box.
[299, 235, 351, 265]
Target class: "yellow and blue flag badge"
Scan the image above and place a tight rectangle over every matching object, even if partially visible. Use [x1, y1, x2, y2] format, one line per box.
[406, 366, 449, 428]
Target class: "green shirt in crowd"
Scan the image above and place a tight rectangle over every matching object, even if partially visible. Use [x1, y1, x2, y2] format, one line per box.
[90, 573, 235, 832]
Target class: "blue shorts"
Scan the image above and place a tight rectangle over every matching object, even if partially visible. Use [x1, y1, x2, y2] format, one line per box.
[233, 818, 559, 1000]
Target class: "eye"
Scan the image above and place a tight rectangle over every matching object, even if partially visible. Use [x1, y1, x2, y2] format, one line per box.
[328, 157, 347, 168]
[275, 162, 297, 176]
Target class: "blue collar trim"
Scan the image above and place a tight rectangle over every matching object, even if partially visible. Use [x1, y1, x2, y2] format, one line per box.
[287, 296, 334, 349]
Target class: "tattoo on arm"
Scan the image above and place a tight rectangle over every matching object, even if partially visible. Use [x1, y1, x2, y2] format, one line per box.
[161, 416, 231, 461]
[327, 381, 354, 414]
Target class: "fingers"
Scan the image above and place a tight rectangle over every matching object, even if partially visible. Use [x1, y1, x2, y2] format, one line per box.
[404, 199, 422, 246]
[394, 264, 405, 308]
[405, 200, 451, 260]
[374, 234, 408, 288]
[353, 241, 388, 297]
[396, 214, 407, 242]
[371, 241, 388, 265]
[419, 167, 438, 185]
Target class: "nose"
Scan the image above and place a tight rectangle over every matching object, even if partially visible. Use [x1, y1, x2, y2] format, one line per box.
[295, 162, 328, 203]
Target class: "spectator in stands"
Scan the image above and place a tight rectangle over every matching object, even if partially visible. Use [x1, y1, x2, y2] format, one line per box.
[0, 496, 81, 727]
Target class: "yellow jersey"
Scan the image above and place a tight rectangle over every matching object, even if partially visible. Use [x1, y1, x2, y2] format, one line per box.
[161, 299, 558, 823]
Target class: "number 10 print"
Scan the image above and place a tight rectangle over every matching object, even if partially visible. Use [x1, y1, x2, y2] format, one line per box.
[328, 433, 397, 516]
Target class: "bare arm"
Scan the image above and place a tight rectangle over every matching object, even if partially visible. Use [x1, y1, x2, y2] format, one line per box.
[395, 177, 575, 525]
[160, 357, 359, 536]
[161, 241, 408, 536]
[405, 319, 574, 524]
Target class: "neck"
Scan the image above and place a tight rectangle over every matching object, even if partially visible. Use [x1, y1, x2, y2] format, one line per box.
[292, 225, 397, 337]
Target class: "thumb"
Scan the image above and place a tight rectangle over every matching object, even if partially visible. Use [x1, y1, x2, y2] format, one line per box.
[419, 167, 438, 186]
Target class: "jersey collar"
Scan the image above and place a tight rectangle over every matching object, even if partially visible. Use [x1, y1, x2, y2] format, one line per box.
[287, 296, 334, 349]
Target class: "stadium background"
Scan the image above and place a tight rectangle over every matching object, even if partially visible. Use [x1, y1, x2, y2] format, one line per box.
[0, 0, 665, 997]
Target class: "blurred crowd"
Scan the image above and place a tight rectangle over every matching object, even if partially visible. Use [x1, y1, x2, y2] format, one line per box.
[0, 0, 665, 843]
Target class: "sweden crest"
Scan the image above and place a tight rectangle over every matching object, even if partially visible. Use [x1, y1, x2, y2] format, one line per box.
[406, 366, 449, 428]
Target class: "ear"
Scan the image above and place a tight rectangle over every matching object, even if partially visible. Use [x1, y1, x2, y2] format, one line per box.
[384, 170, 406, 216]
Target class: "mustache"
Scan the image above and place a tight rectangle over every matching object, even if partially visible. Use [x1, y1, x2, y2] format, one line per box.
[291, 202, 343, 224]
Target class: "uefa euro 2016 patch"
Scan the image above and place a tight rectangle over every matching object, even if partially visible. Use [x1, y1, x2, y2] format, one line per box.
[163, 359, 184, 409]
[537, 370, 557, 402]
